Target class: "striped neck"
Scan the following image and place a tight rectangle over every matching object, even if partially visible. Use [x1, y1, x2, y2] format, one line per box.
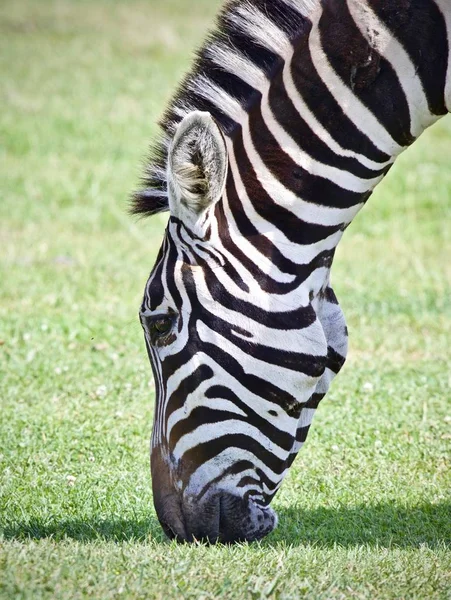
[134, 0, 449, 221]
[141, 0, 448, 300]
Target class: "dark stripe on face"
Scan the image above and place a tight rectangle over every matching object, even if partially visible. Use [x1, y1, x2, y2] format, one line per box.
[164, 365, 215, 422]
[196, 459, 280, 502]
[164, 232, 185, 316]
[169, 385, 294, 452]
[198, 312, 327, 378]
[145, 336, 165, 435]
[181, 433, 288, 480]
[200, 262, 319, 327]
[169, 405, 293, 454]
[196, 460, 256, 501]
[144, 236, 168, 311]
[175, 213, 252, 294]
[205, 386, 294, 448]
[163, 229, 195, 339]
[185, 339, 304, 414]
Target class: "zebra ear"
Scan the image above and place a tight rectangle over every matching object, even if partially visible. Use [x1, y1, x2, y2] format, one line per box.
[167, 111, 228, 222]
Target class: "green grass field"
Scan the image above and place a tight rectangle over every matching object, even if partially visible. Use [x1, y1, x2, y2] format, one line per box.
[1, 1, 450, 598]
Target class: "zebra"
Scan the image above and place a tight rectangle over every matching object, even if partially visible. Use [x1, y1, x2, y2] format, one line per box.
[132, 0, 450, 543]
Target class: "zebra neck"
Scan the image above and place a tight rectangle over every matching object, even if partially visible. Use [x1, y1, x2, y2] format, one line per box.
[220, 0, 448, 266]
[134, 0, 450, 232]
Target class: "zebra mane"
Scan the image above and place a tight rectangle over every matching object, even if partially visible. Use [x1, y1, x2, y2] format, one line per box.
[132, 0, 319, 217]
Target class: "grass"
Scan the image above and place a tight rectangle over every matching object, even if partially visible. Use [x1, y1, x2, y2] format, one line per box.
[0, 1, 450, 598]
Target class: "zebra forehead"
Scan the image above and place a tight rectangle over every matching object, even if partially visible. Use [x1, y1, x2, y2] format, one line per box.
[131, 0, 319, 218]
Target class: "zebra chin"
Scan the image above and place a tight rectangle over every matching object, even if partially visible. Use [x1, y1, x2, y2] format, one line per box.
[154, 491, 277, 544]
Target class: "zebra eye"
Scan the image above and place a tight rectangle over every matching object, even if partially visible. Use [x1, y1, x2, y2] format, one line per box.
[140, 312, 176, 345]
[152, 317, 173, 335]
[147, 315, 174, 344]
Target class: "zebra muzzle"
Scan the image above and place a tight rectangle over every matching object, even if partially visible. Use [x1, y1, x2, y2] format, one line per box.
[154, 488, 277, 544]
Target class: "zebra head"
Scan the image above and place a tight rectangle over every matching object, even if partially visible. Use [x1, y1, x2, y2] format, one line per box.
[140, 111, 336, 543]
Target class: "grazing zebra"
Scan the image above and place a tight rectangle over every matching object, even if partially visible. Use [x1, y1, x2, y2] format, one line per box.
[133, 0, 450, 543]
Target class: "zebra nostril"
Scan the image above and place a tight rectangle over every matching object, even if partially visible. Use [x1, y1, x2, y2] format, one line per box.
[216, 492, 276, 543]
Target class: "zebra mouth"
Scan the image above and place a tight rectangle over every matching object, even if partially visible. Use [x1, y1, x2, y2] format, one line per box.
[155, 491, 277, 544]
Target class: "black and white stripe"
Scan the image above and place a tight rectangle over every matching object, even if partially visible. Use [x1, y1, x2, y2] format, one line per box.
[134, 0, 450, 543]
